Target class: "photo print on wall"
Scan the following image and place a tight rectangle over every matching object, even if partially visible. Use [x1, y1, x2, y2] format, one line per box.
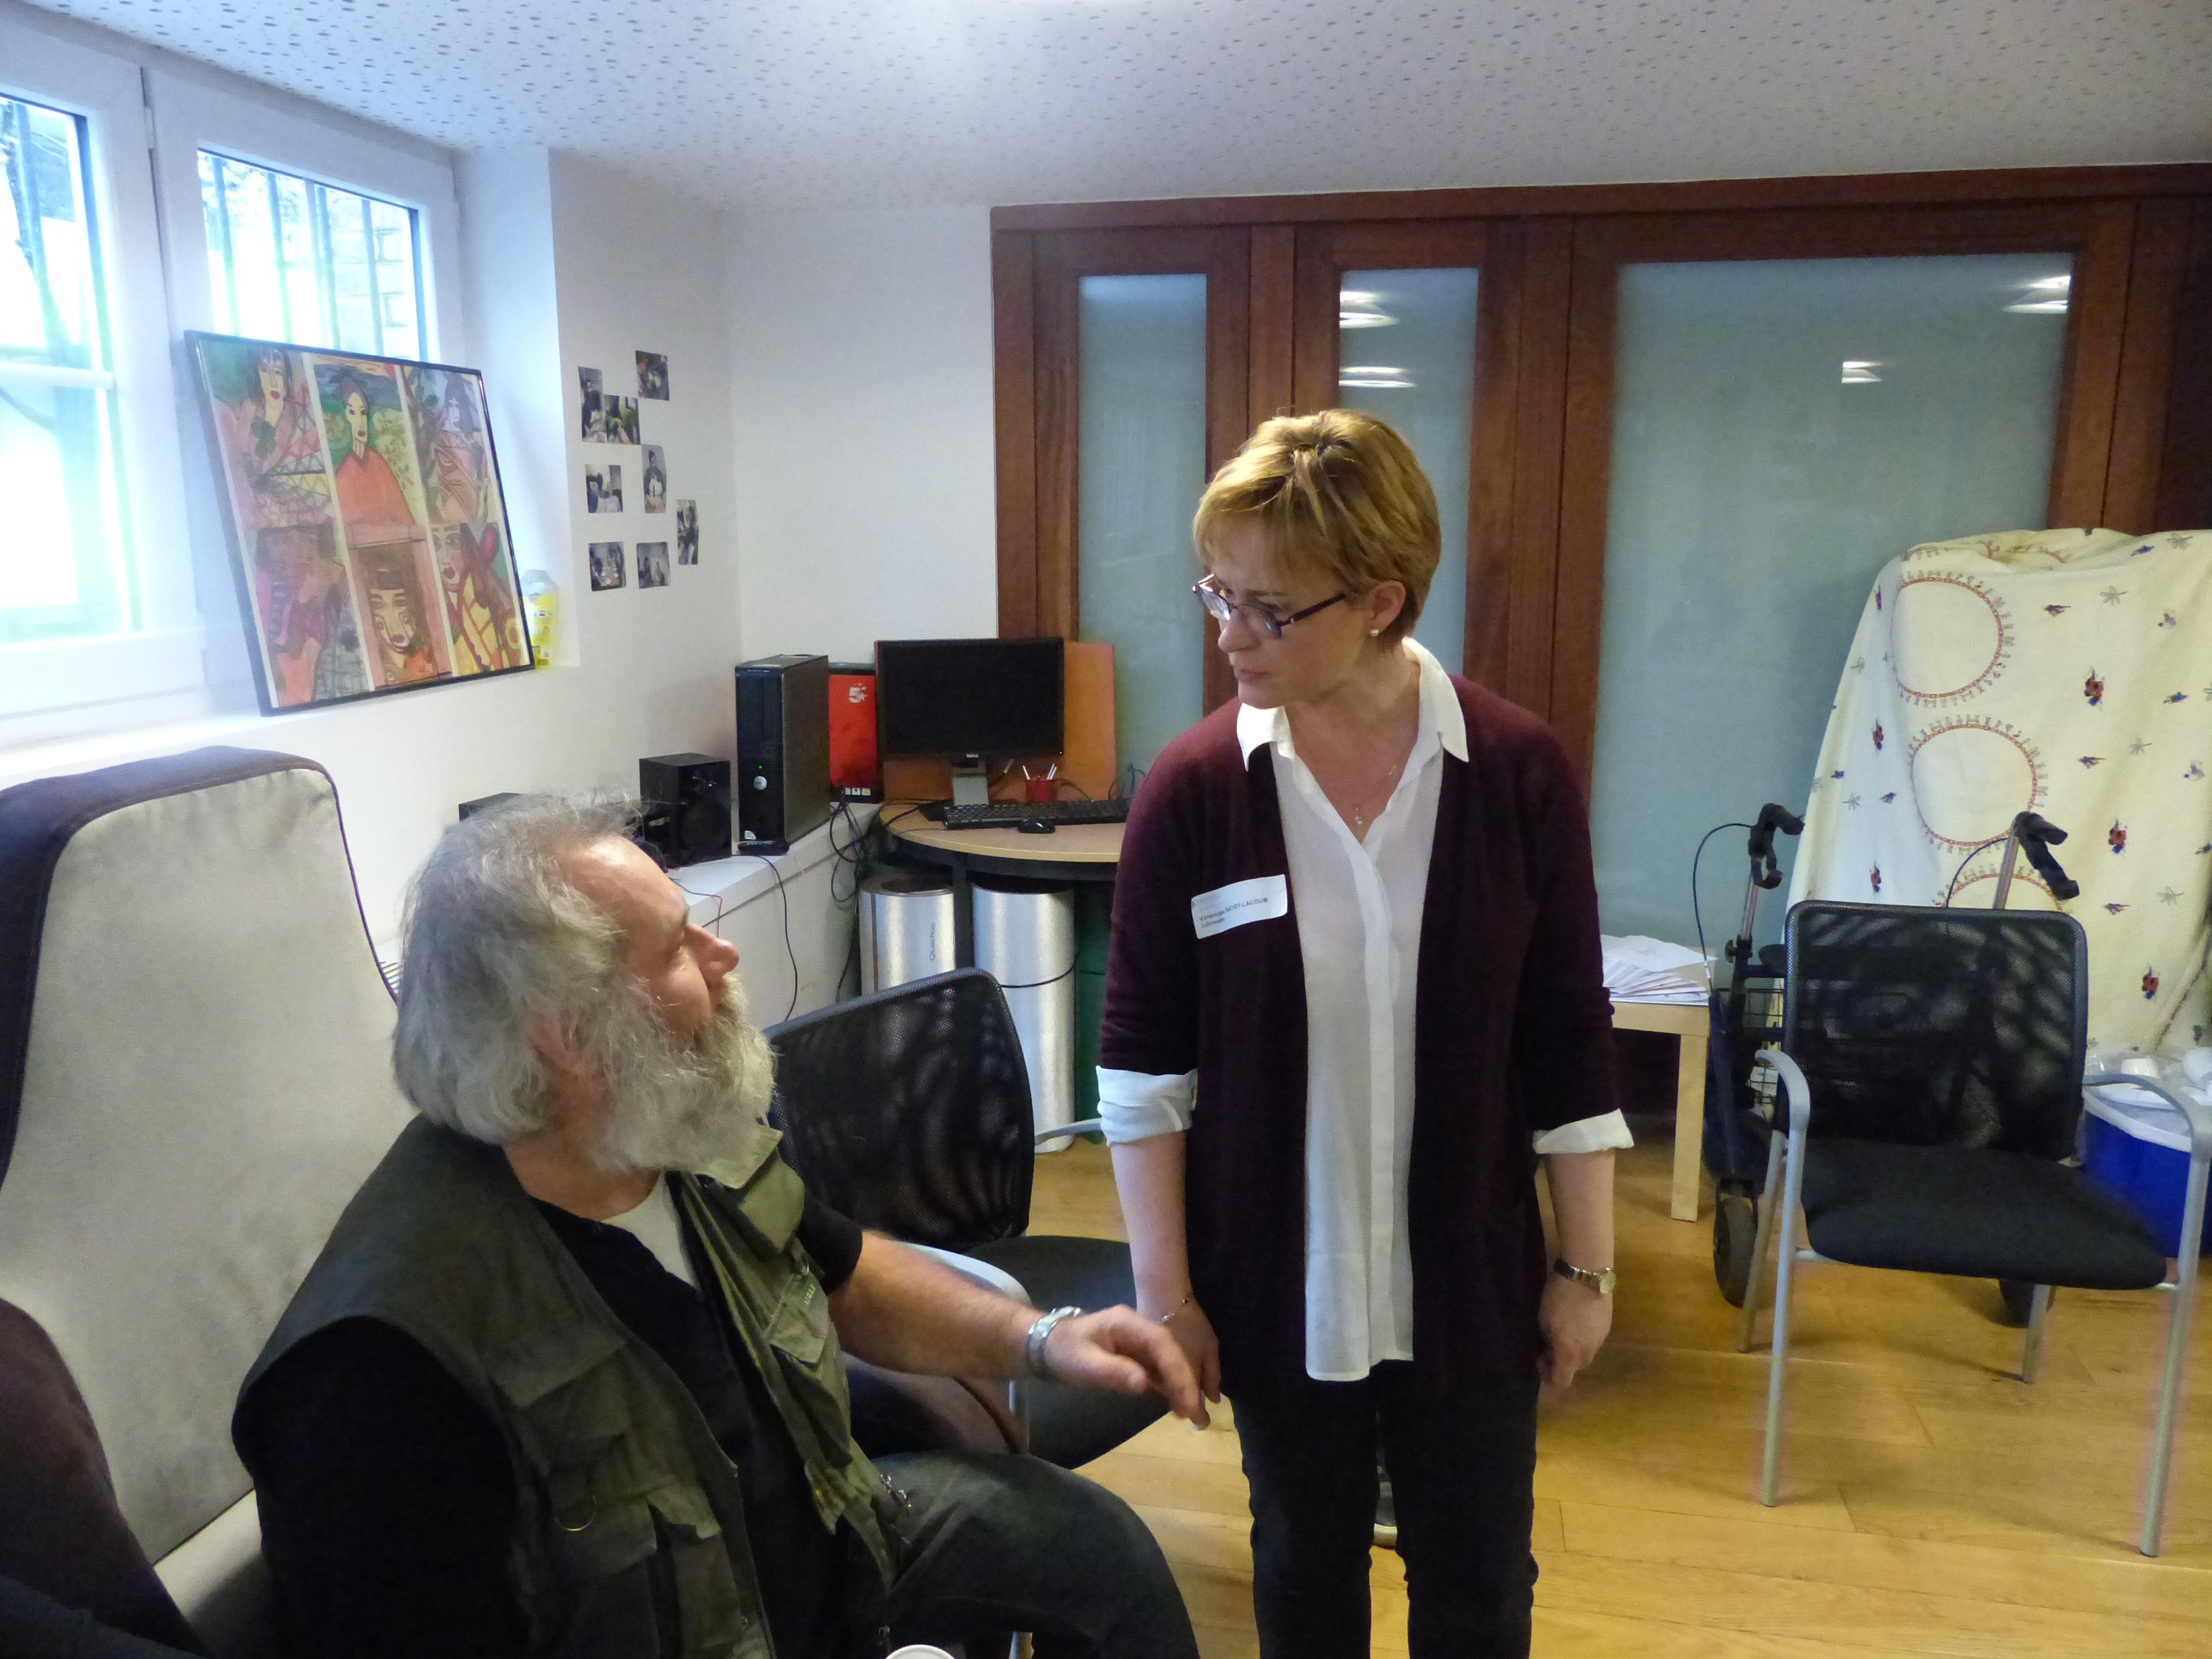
[586, 463, 624, 513]
[637, 541, 670, 589]
[579, 367, 605, 442]
[643, 445, 667, 513]
[637, 351, 669, 399]
[606, 397, 640, 446]
[588, 541, 627, 591]
[190, 330, 533, 713]
[675, 499, 698, 565]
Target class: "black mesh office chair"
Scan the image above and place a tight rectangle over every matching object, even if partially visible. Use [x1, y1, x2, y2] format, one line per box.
[1736, 901, 2208, 1555]
[764, 969, 1166, 1468]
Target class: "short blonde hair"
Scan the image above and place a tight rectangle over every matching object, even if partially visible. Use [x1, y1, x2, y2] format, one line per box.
[1193, 410, 1440, 641]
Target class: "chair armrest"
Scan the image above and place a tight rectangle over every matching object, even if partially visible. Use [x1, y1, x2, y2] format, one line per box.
[902, 1243, 1031, 1306]
[2084, 1073, 2212, 1164]
[1751, 1050, 1812, 1139]
[1036, 1119, 1103, 1146]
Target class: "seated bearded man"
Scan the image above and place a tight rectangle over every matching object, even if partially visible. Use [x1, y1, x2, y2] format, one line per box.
[234, 797, 1204, 1659]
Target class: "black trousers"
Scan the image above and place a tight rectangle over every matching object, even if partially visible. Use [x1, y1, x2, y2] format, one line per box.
[1231, 1363, 1540, 1659]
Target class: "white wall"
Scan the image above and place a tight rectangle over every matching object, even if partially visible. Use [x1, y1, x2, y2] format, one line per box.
[727, 206, 999, 661]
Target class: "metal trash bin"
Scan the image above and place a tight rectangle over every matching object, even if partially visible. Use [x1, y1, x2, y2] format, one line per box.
[972, 876, 1078, 1151]
[858, 873, 957, 993]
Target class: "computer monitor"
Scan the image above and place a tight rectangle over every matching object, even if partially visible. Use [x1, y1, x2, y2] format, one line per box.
[875, 637, 1065, 801]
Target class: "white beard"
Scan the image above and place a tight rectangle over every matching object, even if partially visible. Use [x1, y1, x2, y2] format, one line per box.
[588, 977, 777, 1175]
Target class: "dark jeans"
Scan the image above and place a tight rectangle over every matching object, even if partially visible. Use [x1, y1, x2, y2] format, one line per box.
[1232, 1363, 1540, 1659]
[877, 1449, 1199, 1659]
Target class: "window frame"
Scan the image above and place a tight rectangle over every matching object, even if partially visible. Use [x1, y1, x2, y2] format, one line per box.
[0, 17, 198, 733]
[145, 67, 463, 359]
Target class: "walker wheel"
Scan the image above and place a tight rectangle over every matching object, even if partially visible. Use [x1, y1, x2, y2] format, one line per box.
[1714, 1192, 1759, 1307]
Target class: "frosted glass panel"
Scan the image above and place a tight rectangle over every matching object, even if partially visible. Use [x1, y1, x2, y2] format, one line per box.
[1589, 254, 2073, 948]
[1079, 274, 1208, 780]
[1337, 268, 1478, 671]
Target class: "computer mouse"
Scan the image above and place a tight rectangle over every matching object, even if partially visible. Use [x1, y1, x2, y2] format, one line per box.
[1017, 818, 1057, 834]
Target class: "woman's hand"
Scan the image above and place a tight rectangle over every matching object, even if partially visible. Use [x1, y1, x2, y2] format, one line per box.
[1536, 1275, 1612, 1396]
[1155, 1297, 1223, 1405]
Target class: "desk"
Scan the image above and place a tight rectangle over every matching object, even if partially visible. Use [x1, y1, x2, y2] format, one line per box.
[1612, 999, 1710, 1223]
[883, 804, 1121, 966]
[890, 807, 1714, 1219]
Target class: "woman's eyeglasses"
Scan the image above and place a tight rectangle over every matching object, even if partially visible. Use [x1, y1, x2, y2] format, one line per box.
[1191, 578, 1347, 640]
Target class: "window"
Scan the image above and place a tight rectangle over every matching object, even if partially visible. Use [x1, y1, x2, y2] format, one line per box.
[197, 151, 424, 357]
[0, 93, 133, 645]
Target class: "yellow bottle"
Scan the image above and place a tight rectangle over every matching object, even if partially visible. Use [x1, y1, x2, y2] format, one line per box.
[521, 571, 559, 668]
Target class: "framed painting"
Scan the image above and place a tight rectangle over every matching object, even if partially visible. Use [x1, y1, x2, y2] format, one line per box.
[188, 331, 535, 712]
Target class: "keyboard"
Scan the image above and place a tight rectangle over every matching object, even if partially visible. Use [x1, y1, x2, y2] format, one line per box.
[931, 798, 1131, 829]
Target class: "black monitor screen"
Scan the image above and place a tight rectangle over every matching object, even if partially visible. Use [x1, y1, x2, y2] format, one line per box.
[875, 637, 1065, 759]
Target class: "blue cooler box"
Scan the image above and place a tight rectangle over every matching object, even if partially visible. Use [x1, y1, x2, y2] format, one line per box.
[2083, 1088, 2206, 1258]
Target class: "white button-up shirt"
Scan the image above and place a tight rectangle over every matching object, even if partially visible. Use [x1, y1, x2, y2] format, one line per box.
[1100, 639, 1632, 1380]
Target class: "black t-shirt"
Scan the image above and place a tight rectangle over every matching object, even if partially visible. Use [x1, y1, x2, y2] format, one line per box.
[236, 1188, 867, 1659]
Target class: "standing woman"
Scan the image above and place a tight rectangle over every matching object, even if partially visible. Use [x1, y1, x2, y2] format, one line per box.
[1099, 411, 1629, 1659]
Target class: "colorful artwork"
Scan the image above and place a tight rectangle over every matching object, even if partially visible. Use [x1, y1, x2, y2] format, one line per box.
[432, 523, 529, 675]
[403, 364, 502, 527]
[190, 331, 534, 712]
[351, 537, 448, 687]
[676, 499, 698, 565]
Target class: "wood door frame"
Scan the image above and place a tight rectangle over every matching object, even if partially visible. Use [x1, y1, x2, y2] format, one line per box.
[995, 169, 2209, 771]
[996, 226, 1251, 653]
[992, 164, 2212, 232]
[1285, 220, 1527, 694]
[1547, 200, 2141, 778]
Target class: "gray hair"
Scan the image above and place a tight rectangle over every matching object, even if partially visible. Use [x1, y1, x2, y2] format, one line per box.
[391, 794, 636, 1142]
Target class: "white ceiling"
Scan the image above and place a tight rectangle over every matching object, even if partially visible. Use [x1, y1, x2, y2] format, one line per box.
[27, 0, 2212, 212]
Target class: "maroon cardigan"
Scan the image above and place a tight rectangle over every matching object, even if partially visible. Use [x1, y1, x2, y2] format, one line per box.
[1099, 676, 1621, 1393]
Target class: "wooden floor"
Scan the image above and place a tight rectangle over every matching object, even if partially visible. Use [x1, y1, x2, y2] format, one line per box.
[1030, 1128, 2212, 1657]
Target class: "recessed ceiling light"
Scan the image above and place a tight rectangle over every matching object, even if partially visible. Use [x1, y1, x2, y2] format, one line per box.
[1841, 360, 1881, 383]
[2023, 274, 2072, 292]
[1340, 367, 1413, 388]
[1339, 290, 1397, 329]
[2006, 298, 2069, 314]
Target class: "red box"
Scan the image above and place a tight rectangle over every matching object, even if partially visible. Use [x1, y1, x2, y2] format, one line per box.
[827, 664, 881, 800]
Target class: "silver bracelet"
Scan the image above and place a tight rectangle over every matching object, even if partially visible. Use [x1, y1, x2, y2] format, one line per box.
[1025, 1305, 1082, 1379]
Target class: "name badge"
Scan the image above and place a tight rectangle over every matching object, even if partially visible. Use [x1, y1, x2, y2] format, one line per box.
[1191, 874, 1290, 941]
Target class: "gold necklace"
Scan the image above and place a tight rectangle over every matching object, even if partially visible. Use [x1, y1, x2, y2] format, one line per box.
[1346, 753, 1407, 832]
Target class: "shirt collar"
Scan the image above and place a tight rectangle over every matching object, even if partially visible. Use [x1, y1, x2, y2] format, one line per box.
[1235, 637, 1468, 767]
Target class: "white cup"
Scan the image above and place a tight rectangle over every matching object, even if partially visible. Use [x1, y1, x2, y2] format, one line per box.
[886, 1648, 958, 1659]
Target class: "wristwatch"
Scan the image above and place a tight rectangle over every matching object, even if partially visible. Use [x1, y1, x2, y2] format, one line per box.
[1025, 1305, 1082, 1378]
[1552, 1259, 1616, 1297]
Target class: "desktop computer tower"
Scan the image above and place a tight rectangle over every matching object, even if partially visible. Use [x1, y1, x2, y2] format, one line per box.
[735, 654, 831, 854]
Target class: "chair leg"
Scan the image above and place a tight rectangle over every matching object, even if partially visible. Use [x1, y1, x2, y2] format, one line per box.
[2141, 1155, 2209, 1557]
[1736, 1129, 1786, 1354]
[1761, 1150, 1803, 1507]
[2020, 1284, 2053, 1383]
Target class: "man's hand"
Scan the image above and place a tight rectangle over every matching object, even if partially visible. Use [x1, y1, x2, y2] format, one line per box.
[1043, 1306, 1209, 1427]
[1536, 1274, 1612, 1396]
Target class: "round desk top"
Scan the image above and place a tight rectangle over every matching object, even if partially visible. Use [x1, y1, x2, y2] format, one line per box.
[881, 802, 1124, 867]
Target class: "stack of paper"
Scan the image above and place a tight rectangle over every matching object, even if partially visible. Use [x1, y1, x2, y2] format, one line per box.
[1601, 935, 1712, 1005]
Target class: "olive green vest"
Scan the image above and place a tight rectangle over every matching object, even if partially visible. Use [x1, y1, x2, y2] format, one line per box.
[242, 1117, 894, 1659]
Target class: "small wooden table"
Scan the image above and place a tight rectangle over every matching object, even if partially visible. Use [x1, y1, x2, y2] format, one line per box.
[880, 804, 1121, 965]
[1611, 999, 1710, 1222]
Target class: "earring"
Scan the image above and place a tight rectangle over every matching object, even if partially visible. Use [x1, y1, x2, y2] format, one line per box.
[1369, 628, 1380, 637]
